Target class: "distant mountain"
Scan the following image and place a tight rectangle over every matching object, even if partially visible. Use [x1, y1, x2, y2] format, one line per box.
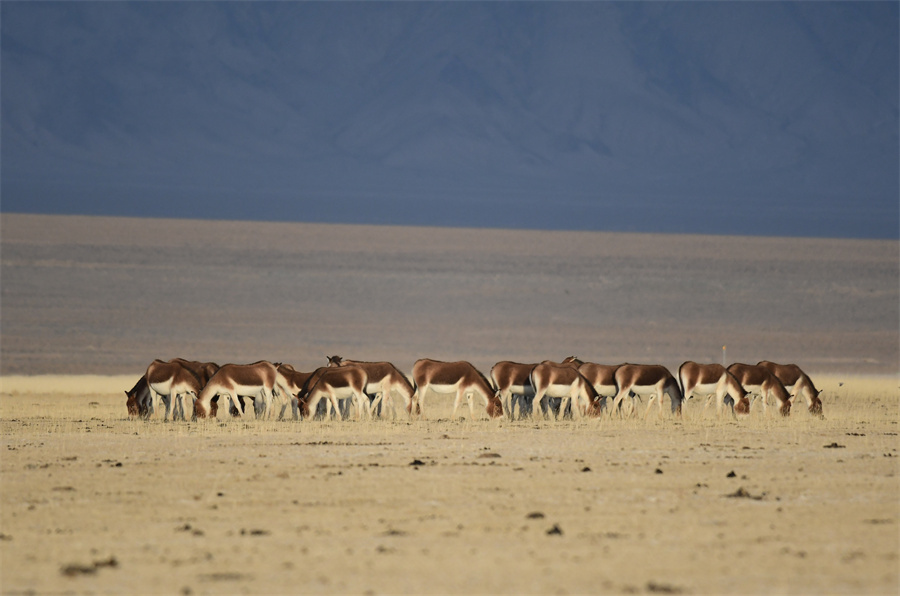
[2, 2, 897, 237]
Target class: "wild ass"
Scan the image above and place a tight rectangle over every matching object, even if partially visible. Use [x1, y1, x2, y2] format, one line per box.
[530, 361, 602, 419]
[613, 364, 684, 418]
[145, 359, 205, 421]
[677, 362, 750, 417]
[490, 357, 583, 419]
[757, 361, 823, 415]
[326, 356, 415, 418]
[412, 359, 503, 420]
[727, 363, 792, 417]
[125, 375, 152, 418]
[276, 363, 314, 420]
[538, 357, 584, 417]
[578, 362, 623, 406]
[193, 361, 292, 419]
[490, 361, 537, 420]
[297, 366, 369, 420]
[129, 359, 223, 419]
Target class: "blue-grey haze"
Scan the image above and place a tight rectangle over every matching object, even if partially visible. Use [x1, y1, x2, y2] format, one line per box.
[2, 2, 898, 238]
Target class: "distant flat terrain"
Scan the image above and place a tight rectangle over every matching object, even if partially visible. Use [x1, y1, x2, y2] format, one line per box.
[1, 213, 897, 376]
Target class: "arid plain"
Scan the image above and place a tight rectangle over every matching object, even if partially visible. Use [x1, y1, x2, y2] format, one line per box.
[1, 214, 898, 594]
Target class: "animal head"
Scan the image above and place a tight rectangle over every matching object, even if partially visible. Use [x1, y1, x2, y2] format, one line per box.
[486, 397, 504, 419]
[193, 399, 210, 419]
[587, 397, 605, 417]
[124, 390, 139, 417]
[326, 355, 343, 367]
[779, 400, 792, 417]
[734, 396, 751, 416]
[809, 394, 824, 417]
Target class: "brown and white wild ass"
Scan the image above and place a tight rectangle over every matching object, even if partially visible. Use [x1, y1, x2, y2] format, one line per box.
[678, 362, 750, 417]
[125, 375, 151, 418]
[490, 361, 537, 420]
[129, 359, 223, 419]
[145, 359, 205, 421]
[326, 356, 415, 418]
[276, 363, 314, 420]
[577, 362, 623, 408]
[530, 361, 602, 419]
[757, 361, 823, 415]
[412, 359, 503, 420]
[727, 363, 792, 417]
[193, 361, 292, 419]
[613, 364, 684, 418]
[297, 366, 369, 420]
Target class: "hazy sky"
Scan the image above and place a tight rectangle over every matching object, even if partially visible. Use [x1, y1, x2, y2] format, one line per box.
[2, 2, 898, 238]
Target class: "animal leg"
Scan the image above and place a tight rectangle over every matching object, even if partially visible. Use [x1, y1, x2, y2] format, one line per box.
[348, 392, 363, 420]
[170, 392, 182, 421]
[499, 389, 512, 420]
[415, 389, 425, 420]
[643, 393, 658, 419]
[450, 390, 463, 421]
[532, 388, 548, 420]
[466, 392, 476, 421]
[369, 391, 383, 418]
[612, 389, 629, 419]
[163, 394, 173, 421]
[228, 392, 245, 418]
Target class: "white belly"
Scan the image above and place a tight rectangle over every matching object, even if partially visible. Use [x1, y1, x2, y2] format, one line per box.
[230, 383, 267, 398]
[506, 383, 534, 396]
[593, 384, 617, 397]
[689, 382, 719, 396]
[425, 383, 459, 396]
[322, 384, 358, 400]
[740, 383, 765, 397]
[627, 384, 661, 396]
[543, 383, 576, 398]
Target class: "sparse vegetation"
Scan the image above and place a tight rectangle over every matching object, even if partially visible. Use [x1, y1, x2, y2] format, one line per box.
[1, 374, 897, 593]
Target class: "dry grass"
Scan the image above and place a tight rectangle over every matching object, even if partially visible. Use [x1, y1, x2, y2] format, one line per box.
[1, 374, 897, 594]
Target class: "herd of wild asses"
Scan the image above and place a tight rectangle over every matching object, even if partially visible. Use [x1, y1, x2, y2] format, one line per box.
[125, 356, 823, 422]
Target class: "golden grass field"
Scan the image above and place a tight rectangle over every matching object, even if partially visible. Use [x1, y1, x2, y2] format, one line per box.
[1, 214, 898, 594]
[0, 374, 897, 594]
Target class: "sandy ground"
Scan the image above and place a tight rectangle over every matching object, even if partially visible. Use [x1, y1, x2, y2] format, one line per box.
[1, 214, 898, 593]
[0, 375, 897, 594]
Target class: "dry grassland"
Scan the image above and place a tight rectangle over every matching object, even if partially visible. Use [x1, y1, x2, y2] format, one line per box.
[1, 214, 898, 593]
[1, 374, 897, 595]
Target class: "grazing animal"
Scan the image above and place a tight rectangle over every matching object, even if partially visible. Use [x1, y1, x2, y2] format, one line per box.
[530, 361, 603, 419]
[538, 357, 585, 418]
[727, 363, 792, 417]
[578, 362, 623, 409]
[168, 359, 220, 419]
[125, 375, 152, 418]
[326, 356, 415, 418]
[678, 362, 750, 417]
[412, 359, 503, 420]
[277, 363, 314, 420]
[757, 361, 823, 415]
[613, 364, 684, 418]
[297, 366, 369, 420]
[193, 361, 292, 419]
[145, 359, 205, 421]
[490, 361, 537, 420]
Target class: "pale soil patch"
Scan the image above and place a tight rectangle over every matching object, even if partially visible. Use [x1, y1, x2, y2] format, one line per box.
[1, 375, 897, 594]
[2, 214, 897, 376]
